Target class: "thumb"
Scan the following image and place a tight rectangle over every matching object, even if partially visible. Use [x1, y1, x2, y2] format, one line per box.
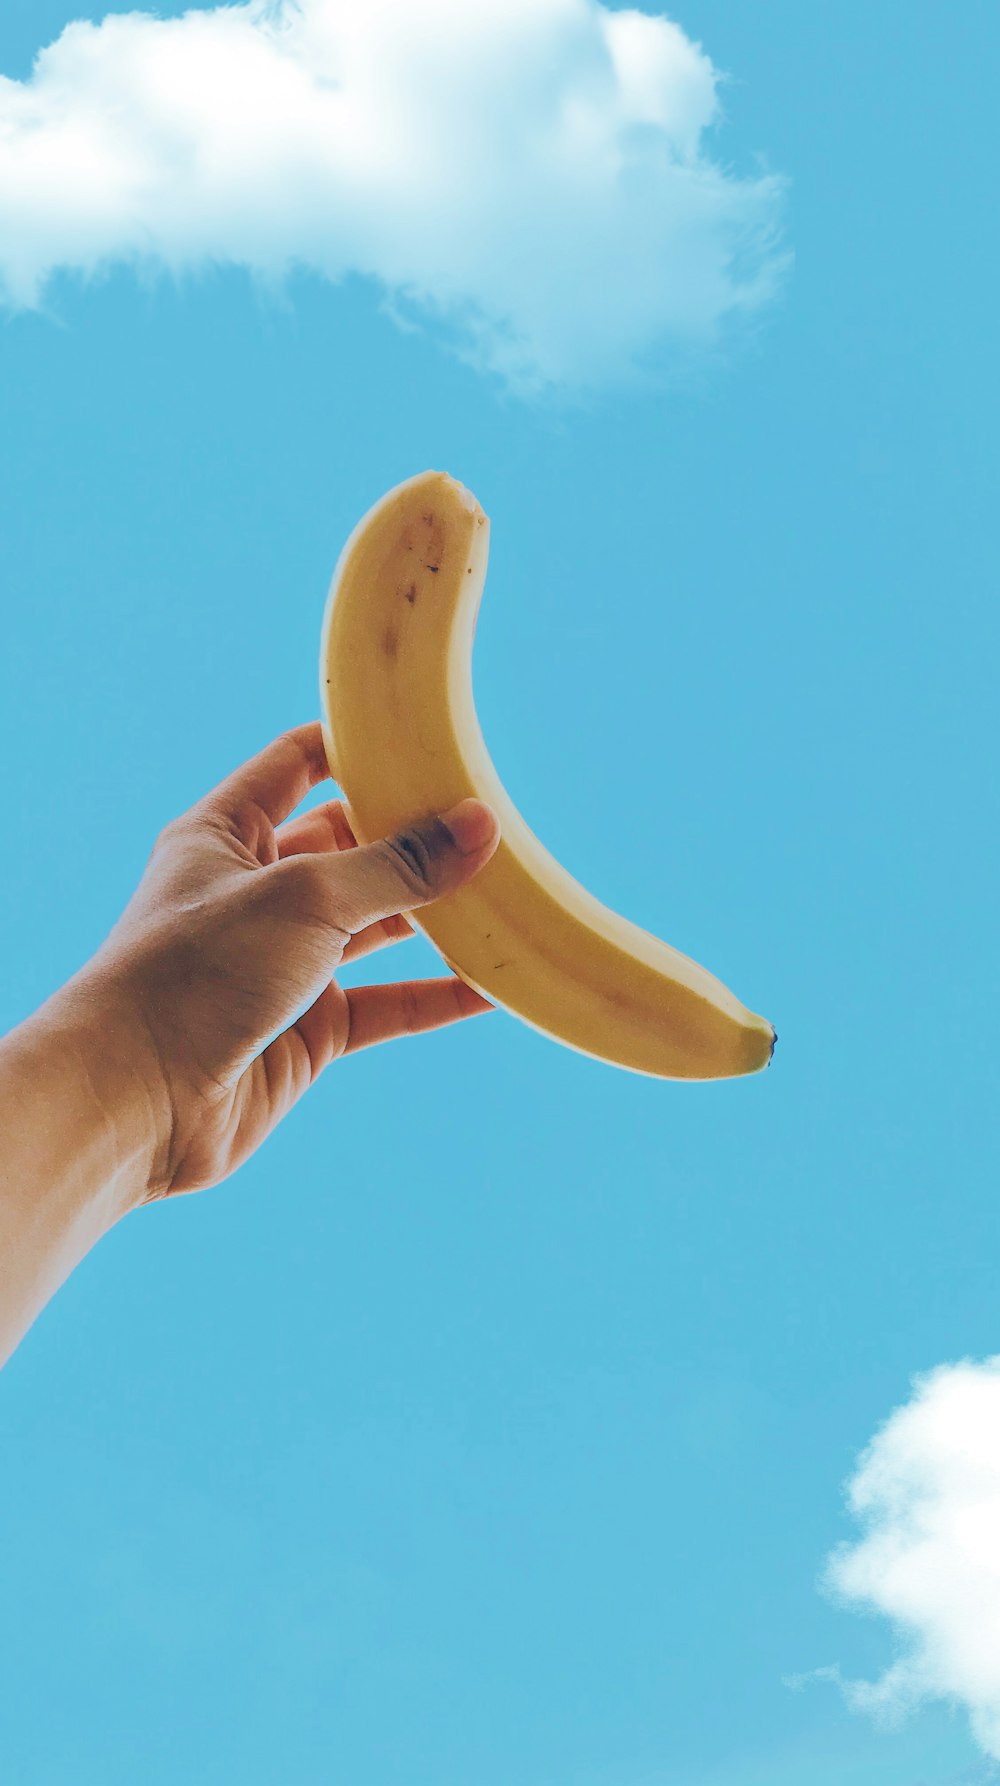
[323, 798, 501, 934]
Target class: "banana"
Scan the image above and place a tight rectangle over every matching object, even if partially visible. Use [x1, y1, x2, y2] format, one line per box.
[319, 470, 775, 1081]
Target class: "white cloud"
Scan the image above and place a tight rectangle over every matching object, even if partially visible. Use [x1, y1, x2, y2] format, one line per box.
[811, 1357, 1000, 1763]
[0, 0, 788, 393]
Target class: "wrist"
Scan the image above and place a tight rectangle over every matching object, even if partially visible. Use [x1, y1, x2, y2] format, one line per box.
[0, 964, 176, 1362]
[23, 963, 175, 1213]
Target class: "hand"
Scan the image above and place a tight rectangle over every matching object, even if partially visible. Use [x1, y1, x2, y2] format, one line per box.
[84, 722, 501, 1200]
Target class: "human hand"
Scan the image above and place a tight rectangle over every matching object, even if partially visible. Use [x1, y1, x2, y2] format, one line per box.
[82, 722, 500, 1200]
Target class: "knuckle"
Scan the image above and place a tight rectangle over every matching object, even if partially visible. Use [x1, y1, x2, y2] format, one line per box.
[400, 983, 423, 1033]
[269, 852, 320, 908]
[381, 829, 433, 893]
[151, 815, 183, 856]
[381, 819, 449, 894]
[148, 809, 213, 864]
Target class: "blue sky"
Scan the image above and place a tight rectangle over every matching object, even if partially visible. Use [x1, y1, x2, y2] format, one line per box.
[1, 2, 999, 1782]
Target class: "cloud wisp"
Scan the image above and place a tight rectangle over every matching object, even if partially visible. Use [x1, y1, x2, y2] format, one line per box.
[803, 1358, 1000, 1764]
[0, 0, 788, 393]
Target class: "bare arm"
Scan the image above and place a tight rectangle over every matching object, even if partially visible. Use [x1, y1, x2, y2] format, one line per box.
[0, 722, 498, 1368]
[0, 970, 168, 1365]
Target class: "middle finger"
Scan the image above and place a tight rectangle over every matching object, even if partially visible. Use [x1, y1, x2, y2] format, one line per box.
[275, 798, 358, 858]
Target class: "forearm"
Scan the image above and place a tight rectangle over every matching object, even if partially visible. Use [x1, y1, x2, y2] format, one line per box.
[0, 968, 167, 1366]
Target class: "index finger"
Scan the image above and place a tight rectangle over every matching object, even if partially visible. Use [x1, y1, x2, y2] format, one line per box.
[202, 721, 333, 829]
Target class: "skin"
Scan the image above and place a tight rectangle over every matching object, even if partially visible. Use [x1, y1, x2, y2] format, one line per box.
[0, 721, 501, 1367]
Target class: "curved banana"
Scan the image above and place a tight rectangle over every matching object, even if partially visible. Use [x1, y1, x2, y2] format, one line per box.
[319, 470, 775, 1081]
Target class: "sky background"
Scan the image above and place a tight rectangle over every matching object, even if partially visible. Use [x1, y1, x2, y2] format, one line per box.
[1, 2, 999, 1783]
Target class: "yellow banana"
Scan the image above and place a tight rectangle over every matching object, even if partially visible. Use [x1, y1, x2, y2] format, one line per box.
[319, 470, 775, 1081]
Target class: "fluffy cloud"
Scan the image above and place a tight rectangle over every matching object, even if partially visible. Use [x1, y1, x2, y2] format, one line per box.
[0, 0, 788, 392]
[814, 1358, 1000, 1761]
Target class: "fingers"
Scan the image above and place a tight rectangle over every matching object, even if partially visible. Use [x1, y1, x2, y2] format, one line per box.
[228, 969, 496, 1179]
[201, 721, 333, 831]
[312, 800, 501, 934]
[258, 980, 344, 1096]
[275, 798, 357, 859]
[269, 972, 494, 1088]
[273, 798, 416, 960]
[341, 911, 415, 964]
[342, 974, 495, 1053]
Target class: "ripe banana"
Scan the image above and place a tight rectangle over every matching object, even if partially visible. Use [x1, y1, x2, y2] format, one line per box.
[319, 470, 775, 1080]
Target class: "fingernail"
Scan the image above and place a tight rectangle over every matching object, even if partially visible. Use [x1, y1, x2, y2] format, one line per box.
[441, 798, 497, 855]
